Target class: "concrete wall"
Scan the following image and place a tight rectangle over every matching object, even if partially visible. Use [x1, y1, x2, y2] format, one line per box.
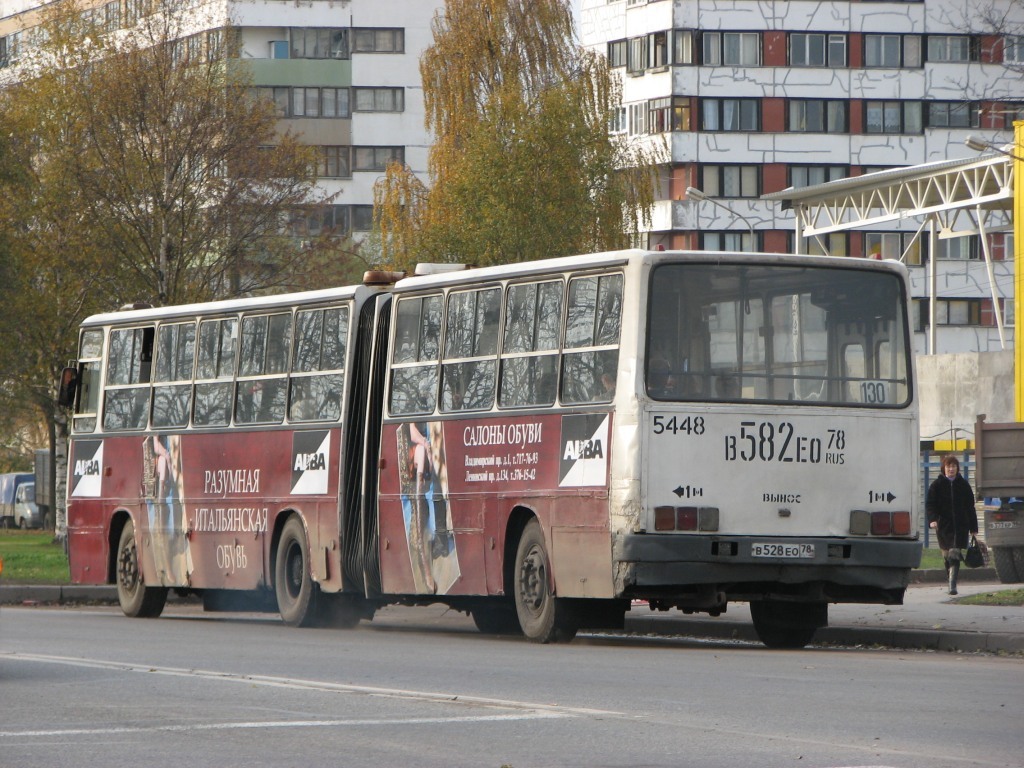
[918, 350, 1015, 444]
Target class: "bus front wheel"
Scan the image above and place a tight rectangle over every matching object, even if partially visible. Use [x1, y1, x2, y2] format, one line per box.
[116, 520, 168, 618]
[513, 520, 577, 643]
[749, 599, 825, 649]
[275, 516, 318, 627]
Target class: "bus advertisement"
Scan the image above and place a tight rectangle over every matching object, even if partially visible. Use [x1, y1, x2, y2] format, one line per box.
[60, 250, 921, 648]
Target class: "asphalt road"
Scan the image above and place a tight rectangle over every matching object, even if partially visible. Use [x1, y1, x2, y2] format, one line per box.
[0, 604, 1020, 768]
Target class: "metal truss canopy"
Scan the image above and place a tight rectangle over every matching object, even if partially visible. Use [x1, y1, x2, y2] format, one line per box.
[763, 153, 1014, 240]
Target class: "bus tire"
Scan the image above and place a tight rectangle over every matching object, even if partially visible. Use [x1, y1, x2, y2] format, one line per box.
[750, 600, 824, 649]
[471, 600, 522, 635]
[992, 547, 1021, 583]
[513, 519, 577, 643]
[275, 516, 318, 627]
[116, 520, 168, 618]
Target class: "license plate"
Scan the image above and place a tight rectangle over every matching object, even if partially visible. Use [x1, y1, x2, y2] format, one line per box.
[751, 542, 815, 558]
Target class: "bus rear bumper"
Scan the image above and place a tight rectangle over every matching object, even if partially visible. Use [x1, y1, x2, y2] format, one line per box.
[614, 534, 921, 605]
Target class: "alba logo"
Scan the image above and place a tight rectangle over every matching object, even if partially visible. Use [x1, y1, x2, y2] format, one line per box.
[563, 439, 604, 461]
[559, 414, 610, 488]
[71, 440, 103, 498]
[74, 459, 101, 476]
[293, 452, 326, 471]
[291, 431, 330, 495]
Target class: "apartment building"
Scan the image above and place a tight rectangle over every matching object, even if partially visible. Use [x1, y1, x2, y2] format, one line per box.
[0, 0, 442, 245]
[580, 0, 1024, 354]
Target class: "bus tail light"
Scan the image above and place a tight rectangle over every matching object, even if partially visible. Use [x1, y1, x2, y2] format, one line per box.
[653, 506, 719, 532]
[850, 509, 912, 536]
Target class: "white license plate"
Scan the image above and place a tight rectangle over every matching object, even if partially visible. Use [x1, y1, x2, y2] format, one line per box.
[751, 542, 815, 559]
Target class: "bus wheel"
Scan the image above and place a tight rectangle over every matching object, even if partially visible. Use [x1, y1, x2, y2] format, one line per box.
[471, 600, 522, 636]
[513, 520, 577, 643]
[116, 520, 168, 618]
[992, 547, 1021, 583]
[749, 600, 825, 649]
[275, 516, 318, 627]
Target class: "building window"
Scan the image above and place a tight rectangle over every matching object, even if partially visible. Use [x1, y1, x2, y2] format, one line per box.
[648, 97, 692, 132]
[258, 87, 350, 118]
[701, 165, 760, 198]
[629, 102, 646, 135]
[353, 87, 404, 112]
[608, 39, 627, 67]
[288, 205, 353, 238]
[931, 235, 979, 261]
[790, 33, 846, 67]
[790, 165, 848, 188]
[801, 232, 849, 257]
[864, 34, 921, 67]
[353, 28, 404, 53]
[788, 100, 847, 132]
[628, 35, 648, 74]
[609, 106, 627, 134]
[865, 101, 922, 134]
[353, 146, 404, 172]
[703, 32, 760, 66]
[927, 101, 979, 128]
[650, 31, 669, 68]
[702, 98, 759, 131]
[352, 205, 375, 232]
[701, 231, 758, 253]
[926, 35, 975, 62]
[1004, 36, 1024, 63]
[290, 28, 349, 59]
[865, 232, 922, 264]
[672, 29, 695, 64]
[319, 146, 351, 178]
[937, 300, 981, 326]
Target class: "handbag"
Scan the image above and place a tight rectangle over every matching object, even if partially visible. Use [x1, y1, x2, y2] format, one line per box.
[964, 535, 985, 569]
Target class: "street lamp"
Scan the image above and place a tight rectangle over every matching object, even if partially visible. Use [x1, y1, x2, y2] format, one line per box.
[686, 186, 757, 246]
[964, 135, 1023, 161]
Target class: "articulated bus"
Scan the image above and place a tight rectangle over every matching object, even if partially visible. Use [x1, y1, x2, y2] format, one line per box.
[61, 250, 921, 648]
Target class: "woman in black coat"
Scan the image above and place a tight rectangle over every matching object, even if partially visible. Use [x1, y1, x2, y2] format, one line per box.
[925, 455, 978, 595]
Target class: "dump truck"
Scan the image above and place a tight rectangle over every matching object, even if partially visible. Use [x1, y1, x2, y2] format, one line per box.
[974, 415, 1024, 583]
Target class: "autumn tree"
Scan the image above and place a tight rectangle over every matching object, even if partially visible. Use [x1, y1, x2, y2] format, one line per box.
[0, 0, 331, 533]
[374, 0, 658, 272]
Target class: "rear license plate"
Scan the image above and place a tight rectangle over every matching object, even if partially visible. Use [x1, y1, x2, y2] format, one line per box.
[751, 542, 815, 558]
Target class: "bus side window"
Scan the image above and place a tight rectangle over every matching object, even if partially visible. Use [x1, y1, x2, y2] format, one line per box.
[194, 318, 236, 427]
[152, 321, 196, 429]
[289, 306, 349, 422]
[103, 326, 154, 431]
[441, 287, 499, 412]
[390, 295, 441, 416]
[561, 273, 622, 404]
[499, 280, 562, 408]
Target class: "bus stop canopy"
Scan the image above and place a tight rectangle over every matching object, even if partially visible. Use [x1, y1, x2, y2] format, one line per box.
[762, 150, 1013, 245]
[762, 147, 1015, 355]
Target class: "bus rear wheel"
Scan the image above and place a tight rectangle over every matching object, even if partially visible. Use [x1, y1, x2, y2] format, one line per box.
[749, 599, 825, 649]
[275, 516, 319, 627]
[992, 546, 1022, 583]
[513, 520, 577, 643]
[116, 520, 168, 618]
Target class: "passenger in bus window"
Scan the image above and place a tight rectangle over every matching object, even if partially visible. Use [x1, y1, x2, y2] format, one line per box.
[648, 356, 677, 398]
[715, 373, 739, 399]
[592, 371, 615, 402]
[925, 455, 979, 595]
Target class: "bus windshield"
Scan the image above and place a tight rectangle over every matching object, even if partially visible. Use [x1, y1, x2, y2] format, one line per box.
[647, 262, 910, 407]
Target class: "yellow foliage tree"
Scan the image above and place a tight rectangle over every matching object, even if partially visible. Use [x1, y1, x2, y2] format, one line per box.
[375, 0, 658, 272]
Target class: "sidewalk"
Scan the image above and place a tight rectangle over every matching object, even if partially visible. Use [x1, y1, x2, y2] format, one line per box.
[2, 572, 1022, 654]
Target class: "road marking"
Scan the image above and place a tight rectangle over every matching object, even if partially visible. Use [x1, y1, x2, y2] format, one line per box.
[0, 652, 621, 719]
[0, 713, 567, 739]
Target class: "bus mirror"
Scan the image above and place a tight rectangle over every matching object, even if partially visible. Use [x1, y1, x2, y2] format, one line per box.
[57, 365, 79, 409]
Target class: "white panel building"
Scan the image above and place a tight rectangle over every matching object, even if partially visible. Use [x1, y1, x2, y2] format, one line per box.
[580, 0, 1024, 355]
[0, 0, 443, 243]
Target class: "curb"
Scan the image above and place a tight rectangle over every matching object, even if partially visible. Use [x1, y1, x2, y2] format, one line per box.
[622, 615, 1024, 654]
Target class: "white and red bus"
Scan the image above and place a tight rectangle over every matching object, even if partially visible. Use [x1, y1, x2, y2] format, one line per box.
[61, 250, 920, 647]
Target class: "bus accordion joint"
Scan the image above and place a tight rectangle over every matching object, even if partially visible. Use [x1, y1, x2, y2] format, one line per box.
[362, 270, 406, 286]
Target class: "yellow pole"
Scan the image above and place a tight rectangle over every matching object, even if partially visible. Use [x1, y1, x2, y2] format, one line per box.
[1016, 121, 1024, 422]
